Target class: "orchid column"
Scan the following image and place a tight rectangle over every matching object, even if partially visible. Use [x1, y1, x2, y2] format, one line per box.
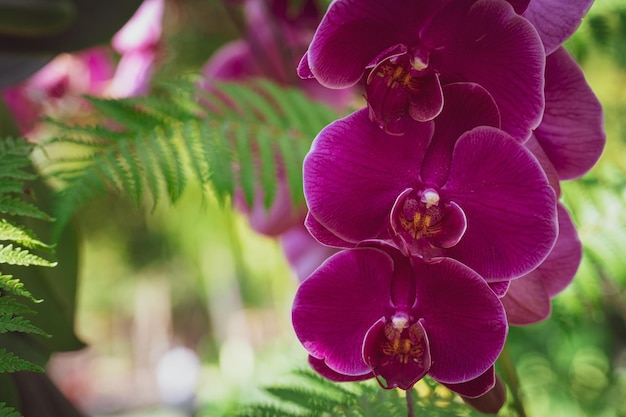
[291, 0, 604, 414]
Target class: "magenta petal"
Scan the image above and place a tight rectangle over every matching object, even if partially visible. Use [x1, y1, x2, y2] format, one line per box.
[442, 366, 496, 398]
[415, 259, 507, 384]
[363, 318, 431, 390]
[308, 355, 373, 382]
[501, 204, 580, 325]
[534, 47, 605, 180]
[292, 248, 394, 375]
[281, 223, 340, 282]
[489, 281, 511, 297]
[501, 273, 551, 325]
[420, 82, 500, 187]
[432, 0, 545, 140]
[303, 108, 433, 243]
[443, 126, 558, 280]
[523, 0, 594, 54]
[202, 41, 260, 81]
[525, 134, 562, 197]
[543, 204, 582, 297]
[304, 0, 440, 88]
[460, 373, 507, 414]
[297, 52, 314, 79]
[366, 61, 443, 132]
[304, 213, 356, 248]
[408, 73, 443, 122]
[504, 0, 530, 13]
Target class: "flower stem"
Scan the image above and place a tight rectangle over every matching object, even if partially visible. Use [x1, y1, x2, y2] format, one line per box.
[406, 388, 416, 417]
[498, 345, 528, 417]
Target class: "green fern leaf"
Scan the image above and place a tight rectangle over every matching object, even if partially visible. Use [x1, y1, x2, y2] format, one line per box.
[0, 180, 26, 196]
[234, 122, 256, 207]
[44, 80, 339, 227]
[0, 244, 57, 267]
[0, 312, 49, 337]
[265, 386, 350, 411]
[0, 138, 33, 163]
[235, 404, 310, 417]
[205, 122, 235, 204]
[0, 402, 22, 417]
[0, 220, 53, 250]
[0, 274, 39, 303]
[134, 132, 162, 209]
[85, 96, 162, 132]
[0, 349, 44, 373]
[0, 296, 35, 316]
[0, 195, 54, 222]
[255, 126, 277, 209]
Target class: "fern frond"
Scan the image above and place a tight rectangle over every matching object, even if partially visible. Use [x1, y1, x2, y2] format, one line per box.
[44, 79, 339, 233]
[0, 312, 49, 337]
[0, 180, 26, 196]
[0, 274, 39, 303]
[85, 97, 163, 131]
[235, 404, 309, 417]
[0, 349, 44, 373]
[0, 245, 57, 267]
[237, 369, 484, 417]
[0, 297, 36, 316]
[264, 386, 350, 411]
[0, 402, 22, 417]
[0, 220, 53, 250]
[0, 195, 54, 222]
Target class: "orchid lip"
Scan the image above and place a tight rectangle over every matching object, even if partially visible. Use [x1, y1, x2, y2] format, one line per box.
[390, 188, 467, 261]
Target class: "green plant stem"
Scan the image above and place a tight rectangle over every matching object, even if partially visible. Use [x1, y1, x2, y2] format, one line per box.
[406, 388, 415, 417]
[498, 344, 528, 417]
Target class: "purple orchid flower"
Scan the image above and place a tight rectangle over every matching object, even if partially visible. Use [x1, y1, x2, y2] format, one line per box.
[501, 203, 582, 325]
[280, 223, 339, 282]
[2, 0, 164, 136]
[304, 83, 557, 281]
[292, 243, 507, 393]
[108, 0, 165, 97]
[201, 0, 355, 111]
[201, 0, 357, 237]
[298, 0, 545, 138]
[2, 49, 115, 135]
[507, 0, 594, 54]
[531, 47, 605, 181]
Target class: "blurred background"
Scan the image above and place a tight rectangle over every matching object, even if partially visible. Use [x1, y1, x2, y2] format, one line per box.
[2, 0, 626, 416]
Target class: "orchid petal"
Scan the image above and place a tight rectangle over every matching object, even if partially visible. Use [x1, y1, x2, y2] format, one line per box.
[459, 372, 507, 414]
[534, 47, 605, 180]
[415, 259, 507, 383]
[281, 223, 339, 282]
[420, 82, 500, 187]
[502, 204, 582, 325]
[523, 0, 594, 54]
[442, 366, 496, 398]
[304, 108, 433, 243]
[525, 134, 561, 196]
[292, 248, 395, 375]
[432, 0, 545, 140]
[302, 0, 443, 88]
[308, 355, 373, 382]
[304, 213, 356, 248]
[501, 271, 551, 325]
[363, 318, 431, 390]
[443, 126, 558, 280]
[504, 0, 530, 14]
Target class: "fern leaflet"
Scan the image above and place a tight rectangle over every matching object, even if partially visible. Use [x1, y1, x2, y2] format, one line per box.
[42, 79, 339, 234]
[0, 403, 22, 417]
[0, 349, 44, 373]
[0, 244, 57, 267]
[0, 220, 53, 250]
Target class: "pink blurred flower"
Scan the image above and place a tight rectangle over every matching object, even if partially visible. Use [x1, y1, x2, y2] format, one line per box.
[2, 0, 164, 135]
